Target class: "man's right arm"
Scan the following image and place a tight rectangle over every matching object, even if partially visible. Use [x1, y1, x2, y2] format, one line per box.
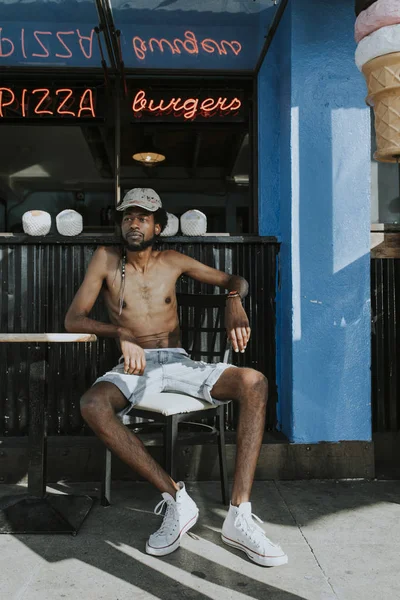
[64, 246, 125, 339]
[65, 247, 146, 376]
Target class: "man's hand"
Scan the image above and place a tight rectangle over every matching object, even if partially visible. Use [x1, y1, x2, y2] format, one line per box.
[225, 299, 251, 353]
[118, 329, 146, 375]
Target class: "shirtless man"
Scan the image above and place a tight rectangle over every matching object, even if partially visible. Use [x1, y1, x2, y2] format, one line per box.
[65, 188, 287, 567]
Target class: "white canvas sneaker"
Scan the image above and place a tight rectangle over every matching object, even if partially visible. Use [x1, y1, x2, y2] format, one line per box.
[221, 502, 288, 567]
[145, 482, 199, 556]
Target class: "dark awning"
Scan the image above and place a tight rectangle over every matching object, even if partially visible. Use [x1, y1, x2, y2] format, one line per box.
[110, 0, 280, 71]
[0, 0, 102, 68]
[0, 0, 283, 72]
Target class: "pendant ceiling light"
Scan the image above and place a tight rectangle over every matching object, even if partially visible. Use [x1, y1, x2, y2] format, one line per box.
[132, 135, 166, 167]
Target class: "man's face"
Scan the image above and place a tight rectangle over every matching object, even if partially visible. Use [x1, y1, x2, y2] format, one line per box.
[121, 207, 161, 251]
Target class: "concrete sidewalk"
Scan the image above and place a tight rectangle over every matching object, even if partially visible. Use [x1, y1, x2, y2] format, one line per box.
[1, 479, 399, 600]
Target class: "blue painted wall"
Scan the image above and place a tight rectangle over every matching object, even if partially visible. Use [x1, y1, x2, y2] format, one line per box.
[258, 4, 293, 434]
[258, 0, 372, 443]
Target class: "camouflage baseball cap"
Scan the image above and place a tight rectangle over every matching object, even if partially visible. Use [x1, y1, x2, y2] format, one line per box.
[116, 188, 162, 212]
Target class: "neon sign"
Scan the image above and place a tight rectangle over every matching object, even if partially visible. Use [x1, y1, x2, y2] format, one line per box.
[0, 86, 243, 122]
[0, 27, 94, 62]
[0, 87, 96, 119]
[132, 30, 242, 61]
[0, 25, 245, 69]
[131, 89, 243, 122]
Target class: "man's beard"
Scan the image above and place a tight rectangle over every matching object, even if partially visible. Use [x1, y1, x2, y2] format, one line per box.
[123, 234, 156, 252]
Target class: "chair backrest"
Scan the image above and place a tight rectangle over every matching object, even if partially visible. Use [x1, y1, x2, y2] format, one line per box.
[177, 293, 230, 364]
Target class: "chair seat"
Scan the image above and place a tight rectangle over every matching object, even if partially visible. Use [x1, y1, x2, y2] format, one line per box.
[102, 294, 231, 507]
[123, 392, 216, 419]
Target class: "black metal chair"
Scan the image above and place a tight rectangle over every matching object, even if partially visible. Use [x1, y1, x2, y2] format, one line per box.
[101, 293, 231, 507]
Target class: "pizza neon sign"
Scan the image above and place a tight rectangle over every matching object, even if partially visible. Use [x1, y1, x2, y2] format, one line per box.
[0, 87, 96, 118]
[0, 27, 94, 61]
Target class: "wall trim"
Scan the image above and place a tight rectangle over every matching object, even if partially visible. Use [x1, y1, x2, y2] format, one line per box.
[0, 437, 375, 483]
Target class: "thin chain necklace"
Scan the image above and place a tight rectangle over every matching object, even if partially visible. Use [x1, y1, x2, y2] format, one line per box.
[119, 248, 126, 316]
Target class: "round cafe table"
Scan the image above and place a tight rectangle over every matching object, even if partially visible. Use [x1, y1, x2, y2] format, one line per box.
[0, 333, 97, 535]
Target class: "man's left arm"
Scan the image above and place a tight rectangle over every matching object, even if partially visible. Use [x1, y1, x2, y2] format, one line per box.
[173, 252, 251, 353]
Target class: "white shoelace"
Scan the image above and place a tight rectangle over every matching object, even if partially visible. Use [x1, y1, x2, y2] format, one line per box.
[153, 499, 178, 537]
[234, 512, 275, 550]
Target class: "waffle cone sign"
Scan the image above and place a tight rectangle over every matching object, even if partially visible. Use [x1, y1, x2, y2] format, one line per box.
[362, 52, 400, 162]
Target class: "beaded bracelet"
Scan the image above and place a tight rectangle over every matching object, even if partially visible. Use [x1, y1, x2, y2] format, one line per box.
[226, 290, 241, 299]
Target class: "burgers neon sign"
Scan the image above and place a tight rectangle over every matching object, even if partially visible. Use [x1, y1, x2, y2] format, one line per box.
[131, 89, 242, 121]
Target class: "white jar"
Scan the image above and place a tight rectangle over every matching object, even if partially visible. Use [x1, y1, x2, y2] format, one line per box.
[22, 210, 51, 236]
[160, 212, 179, 237]
[180, 210, 207, 236]
[56, 209, 83, 236]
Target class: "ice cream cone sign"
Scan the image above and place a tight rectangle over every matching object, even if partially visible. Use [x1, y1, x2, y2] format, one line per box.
[355, 1, 400, 162]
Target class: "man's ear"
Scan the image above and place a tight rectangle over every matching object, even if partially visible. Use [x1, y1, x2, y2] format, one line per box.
[155, 223, 161, 235]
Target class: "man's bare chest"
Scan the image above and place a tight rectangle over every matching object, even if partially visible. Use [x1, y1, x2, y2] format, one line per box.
[104, 265, 178, 312]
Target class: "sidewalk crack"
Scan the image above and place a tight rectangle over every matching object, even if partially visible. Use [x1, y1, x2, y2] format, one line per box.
[273, 481, 339, 599]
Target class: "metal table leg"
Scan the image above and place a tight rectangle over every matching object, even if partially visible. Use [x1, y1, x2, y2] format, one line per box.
[0, 344, 94, 534]
[28, 352, 47, 497]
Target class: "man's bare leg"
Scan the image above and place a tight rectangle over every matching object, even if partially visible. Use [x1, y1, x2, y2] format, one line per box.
[80, 382, 178, 497]
[211, 367, 268, 506]
[213, 367, 287, 567]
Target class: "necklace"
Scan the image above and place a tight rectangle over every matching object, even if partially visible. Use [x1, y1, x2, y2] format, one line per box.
[119, 249, 126, 315]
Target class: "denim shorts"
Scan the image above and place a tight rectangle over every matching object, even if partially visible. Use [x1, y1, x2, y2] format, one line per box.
[93, 348, 234, 414]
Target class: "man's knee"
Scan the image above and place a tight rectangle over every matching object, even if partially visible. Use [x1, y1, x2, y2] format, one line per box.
[80, 390, 111, 424]
[237, 368, 268, 400]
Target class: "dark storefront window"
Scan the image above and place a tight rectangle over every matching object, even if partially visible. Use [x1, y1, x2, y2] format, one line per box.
[117, 78, 253, 234]
[0, 77, 255, 234]
[0, 1, 286, 235]
[0, 79, 112, 233]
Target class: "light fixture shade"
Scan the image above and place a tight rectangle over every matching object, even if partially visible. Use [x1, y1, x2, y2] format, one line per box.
[132, 135, 166, 167]
[132, 150, 166, 166]
[22, 210, 51, 236]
